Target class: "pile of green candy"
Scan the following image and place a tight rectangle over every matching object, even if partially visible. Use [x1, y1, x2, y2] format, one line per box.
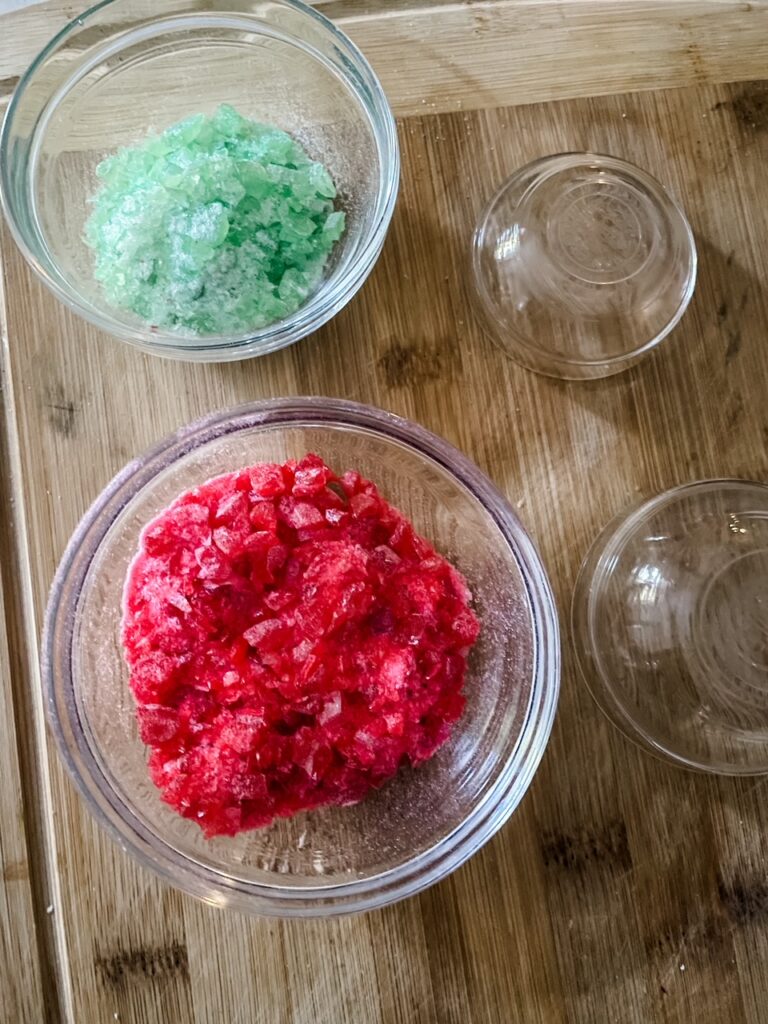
[85, 104, 346, 336]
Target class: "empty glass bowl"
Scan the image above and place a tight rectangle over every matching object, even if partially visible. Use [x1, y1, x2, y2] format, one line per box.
[572, 480, 768, 773]
[471, 153, 697, 379]
[43, 398, 560, 916]
[0, 0, 399, 361]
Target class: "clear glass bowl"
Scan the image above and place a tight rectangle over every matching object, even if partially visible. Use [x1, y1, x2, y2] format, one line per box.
[471, 153, 697, 379]
[572, 480, 768, 774]
[0, 0, 399, 362]
[43, 398, 560, 916]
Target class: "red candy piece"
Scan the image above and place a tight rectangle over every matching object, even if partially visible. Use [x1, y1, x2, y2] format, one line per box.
[122, 454, 480, 837]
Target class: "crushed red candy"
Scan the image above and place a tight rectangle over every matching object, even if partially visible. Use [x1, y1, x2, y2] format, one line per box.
[122, 454, 480, 837]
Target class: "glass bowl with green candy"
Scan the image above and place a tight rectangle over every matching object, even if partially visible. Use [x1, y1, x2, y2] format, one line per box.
[0, 0, 399, 362]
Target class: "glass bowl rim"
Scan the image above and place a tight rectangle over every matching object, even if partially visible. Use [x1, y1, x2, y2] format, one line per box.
[0, 0, 400, 361]
[571, 477, 768, 776]
[42, 396, 561, 916]
[470, 151, 698, 371]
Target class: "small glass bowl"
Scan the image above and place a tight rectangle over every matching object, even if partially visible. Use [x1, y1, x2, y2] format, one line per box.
[0, 0, 399, 362]
[572, 480, 768, 774]
[471, 153, 697, 379]
[43, 398, 560, 916]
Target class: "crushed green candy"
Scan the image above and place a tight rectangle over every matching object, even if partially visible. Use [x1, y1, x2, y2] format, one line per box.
[85, 104, 346, 335]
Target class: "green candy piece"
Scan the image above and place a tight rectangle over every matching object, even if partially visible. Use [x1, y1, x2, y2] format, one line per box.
[85, 104, 346, 336]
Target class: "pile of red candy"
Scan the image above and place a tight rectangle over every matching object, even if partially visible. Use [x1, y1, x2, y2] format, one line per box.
[122, 454, 480, 837]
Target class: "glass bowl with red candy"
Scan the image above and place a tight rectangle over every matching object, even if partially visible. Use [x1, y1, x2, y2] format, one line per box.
[43, 398, 559, 916]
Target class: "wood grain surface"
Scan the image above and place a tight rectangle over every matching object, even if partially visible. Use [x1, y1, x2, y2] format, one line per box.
[0, 574, 46, 1024]
[2, 0, 767, 116]
[2, 4, 768, 1021]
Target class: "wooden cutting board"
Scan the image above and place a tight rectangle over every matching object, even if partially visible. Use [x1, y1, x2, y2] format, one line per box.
[2, 3, 768, 1022]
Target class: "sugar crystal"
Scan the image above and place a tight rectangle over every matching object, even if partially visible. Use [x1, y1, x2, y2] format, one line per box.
[85, 105, 345, 335]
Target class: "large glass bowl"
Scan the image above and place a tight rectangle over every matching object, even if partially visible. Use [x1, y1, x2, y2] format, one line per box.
[0, 0, 399, 361]
[43, 398, 560, 916]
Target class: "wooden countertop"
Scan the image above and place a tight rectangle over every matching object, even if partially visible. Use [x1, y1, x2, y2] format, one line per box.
[2, 2, 768, 1022]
